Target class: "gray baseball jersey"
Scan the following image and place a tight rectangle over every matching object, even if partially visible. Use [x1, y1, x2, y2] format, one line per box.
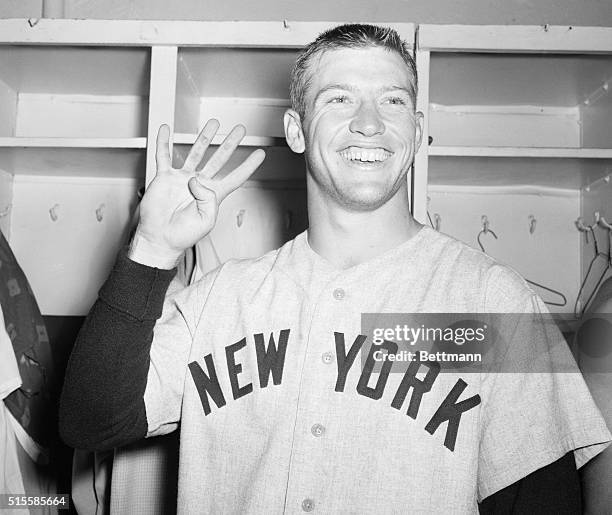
[144, 226, 610, 514]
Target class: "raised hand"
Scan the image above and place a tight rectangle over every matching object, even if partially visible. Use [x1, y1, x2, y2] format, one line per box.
[129, 119, 266, 268]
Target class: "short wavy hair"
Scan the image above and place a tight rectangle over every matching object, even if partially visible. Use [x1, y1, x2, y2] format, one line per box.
[289, 23, 418, 120]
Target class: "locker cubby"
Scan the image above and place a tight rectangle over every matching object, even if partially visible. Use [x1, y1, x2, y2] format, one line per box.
[428, 53, 612, 153]
[174, 47, 299, 145]
[0, 45, 150, 141]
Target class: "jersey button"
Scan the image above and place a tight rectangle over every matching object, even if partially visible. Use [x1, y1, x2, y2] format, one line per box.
[333, 288, 345, 300]
[302, 498, 315, 512]
[321, 352, 334, 364]
[311, 423, 325, 437]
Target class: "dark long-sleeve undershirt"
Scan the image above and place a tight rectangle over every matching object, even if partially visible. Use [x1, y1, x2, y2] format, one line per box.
[58, 251, 581, 511]
[59, 250, 176, 451]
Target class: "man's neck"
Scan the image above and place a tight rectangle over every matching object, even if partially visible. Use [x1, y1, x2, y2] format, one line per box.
[307, 186, 422, 270]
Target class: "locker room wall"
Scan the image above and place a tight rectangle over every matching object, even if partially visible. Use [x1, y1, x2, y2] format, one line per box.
[2, 0, 612, 27]
[427, 188, 581, 314]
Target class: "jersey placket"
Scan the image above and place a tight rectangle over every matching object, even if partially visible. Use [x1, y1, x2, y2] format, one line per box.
[283, 272, 359, 513]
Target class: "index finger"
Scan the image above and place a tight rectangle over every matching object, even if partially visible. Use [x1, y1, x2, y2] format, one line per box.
[155, 124, 172, 172]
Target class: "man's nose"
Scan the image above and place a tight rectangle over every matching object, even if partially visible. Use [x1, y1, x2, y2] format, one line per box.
[348, 101, 385, 137]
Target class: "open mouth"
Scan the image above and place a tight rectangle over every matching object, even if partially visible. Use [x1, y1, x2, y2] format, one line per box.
[338, 146, 393, 164]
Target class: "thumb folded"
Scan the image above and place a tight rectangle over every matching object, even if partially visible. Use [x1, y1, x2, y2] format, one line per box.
[188, 177, 217, 205]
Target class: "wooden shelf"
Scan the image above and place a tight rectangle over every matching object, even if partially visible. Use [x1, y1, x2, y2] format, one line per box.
[419, 25, 612, 53]
[0, 137, 147, 149]
[173, 133, 286, 147]
[0, 147, 146, 179]
[429, 146, 612, 159]
[427, 155, 612, 190]
[0, 19, 415, 49]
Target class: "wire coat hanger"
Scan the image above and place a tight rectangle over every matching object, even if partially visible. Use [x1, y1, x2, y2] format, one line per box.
[476, 219, 567, 307]
[574, 217, 611, 317]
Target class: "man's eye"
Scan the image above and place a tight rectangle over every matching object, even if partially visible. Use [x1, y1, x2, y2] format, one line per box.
[329, 96, 348, 104]
[385, 97, 406, 105]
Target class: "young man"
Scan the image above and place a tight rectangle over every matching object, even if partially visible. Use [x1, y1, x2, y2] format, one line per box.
[60, 24, 610, 513]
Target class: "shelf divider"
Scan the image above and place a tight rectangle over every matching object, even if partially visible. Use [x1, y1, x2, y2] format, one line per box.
[173, 133, 286, 148]
[0, 137, 146, 148]
[429, 146, 612, 159]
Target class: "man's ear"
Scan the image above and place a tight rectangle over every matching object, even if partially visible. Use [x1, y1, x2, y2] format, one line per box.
[414, 111, 424, 154]
[284, 109, 305, 154]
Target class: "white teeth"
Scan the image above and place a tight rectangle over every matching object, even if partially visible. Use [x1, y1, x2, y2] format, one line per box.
[339, 147, 392, 163]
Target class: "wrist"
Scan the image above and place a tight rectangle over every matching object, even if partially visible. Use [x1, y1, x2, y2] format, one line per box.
[128, 232, 183, 269]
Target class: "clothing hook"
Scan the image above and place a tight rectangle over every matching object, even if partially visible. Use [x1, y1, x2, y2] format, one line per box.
[575, 217, 590, 244]
[49, 204, 60, 222]
[528, 215, 537, 235]
[477, 217, 498, 253]
[96, 203, 105, 222]
[481, 215, 490, 234]
[237, 209, 245, 228]
[595, 212, 612, 231]
[433, 213, 441, 232]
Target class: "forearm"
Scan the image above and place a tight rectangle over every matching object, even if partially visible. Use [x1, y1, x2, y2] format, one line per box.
[479, 452, 580, 514]
[580, 373, 612, 513]
[581, 445, 612, 514]
[59, 250, 176, 451]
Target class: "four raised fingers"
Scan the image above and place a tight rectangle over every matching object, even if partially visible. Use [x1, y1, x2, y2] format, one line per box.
[161, 121, 266, 204]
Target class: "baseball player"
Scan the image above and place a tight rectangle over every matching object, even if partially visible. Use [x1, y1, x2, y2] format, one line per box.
[60, 24, 610, 513]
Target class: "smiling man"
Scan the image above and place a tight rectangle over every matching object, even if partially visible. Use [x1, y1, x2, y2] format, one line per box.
[60, 24, 610, 514]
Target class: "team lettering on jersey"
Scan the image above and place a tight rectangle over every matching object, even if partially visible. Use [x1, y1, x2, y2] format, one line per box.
[188, 329, 481, 452]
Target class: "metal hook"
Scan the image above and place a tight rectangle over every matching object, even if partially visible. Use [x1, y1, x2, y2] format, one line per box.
[528, 215, 537, 235]
[49, 204, 60, 222]
[575, 217, 590, 244]
[433, 213, 441, 232]
[283, 19, 291, 30]
[481, 215, 490, 234]
[96, 203, 105, 222]
[236, 209, 245, 228]
[477, 217, 498, 252]
[595, 211, 612, 231]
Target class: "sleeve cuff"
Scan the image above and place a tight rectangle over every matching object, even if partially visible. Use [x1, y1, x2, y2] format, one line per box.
[129, 233, 184, 269]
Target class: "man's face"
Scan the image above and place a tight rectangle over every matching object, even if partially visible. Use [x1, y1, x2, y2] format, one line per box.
[288, 46, 423, 211]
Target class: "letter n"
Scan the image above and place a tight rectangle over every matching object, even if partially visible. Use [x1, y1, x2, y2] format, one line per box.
[188, 355, 226, 415]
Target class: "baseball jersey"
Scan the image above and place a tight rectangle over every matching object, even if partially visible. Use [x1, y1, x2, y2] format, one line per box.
[144, 226, 611, 514]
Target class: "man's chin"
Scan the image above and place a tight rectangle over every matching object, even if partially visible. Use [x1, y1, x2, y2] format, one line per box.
[334, 187, 394, 211]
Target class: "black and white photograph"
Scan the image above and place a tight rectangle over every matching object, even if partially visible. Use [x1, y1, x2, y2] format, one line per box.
[1, 0, 612, 513]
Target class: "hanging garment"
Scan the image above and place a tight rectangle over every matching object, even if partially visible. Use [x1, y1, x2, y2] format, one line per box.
[71, 449, 113, 515]
[0, 305, 28, 514]
[0, 229, 57, 450]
